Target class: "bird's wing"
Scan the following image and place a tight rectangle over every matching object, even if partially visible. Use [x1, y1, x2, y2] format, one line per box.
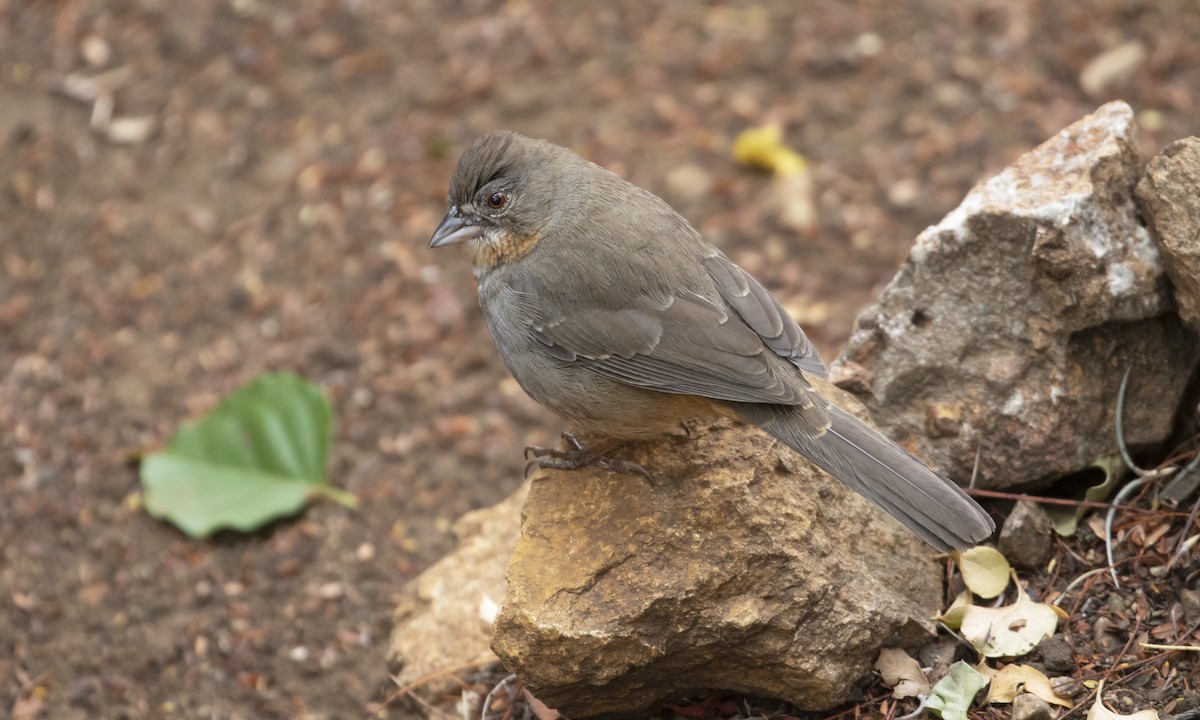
[532, 288, 822, 408]
[701, 252, 828, 378]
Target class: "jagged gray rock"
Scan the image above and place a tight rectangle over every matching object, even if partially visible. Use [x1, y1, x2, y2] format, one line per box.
[832, 101, 1197, 490]
[999, 500, 1053, 570]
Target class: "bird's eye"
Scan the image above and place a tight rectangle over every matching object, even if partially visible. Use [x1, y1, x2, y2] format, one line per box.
[486, 191, 508, 209]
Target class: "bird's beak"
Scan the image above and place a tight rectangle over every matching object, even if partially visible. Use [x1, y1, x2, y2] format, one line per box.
[429, 208, 481, 248]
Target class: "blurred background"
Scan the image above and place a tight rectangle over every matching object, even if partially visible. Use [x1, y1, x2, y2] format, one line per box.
[1, 1, 1198, 717]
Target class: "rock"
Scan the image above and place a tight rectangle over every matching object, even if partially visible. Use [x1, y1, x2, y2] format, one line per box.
[1012, 692, 1055, 720]
[917, 636, 959, 686]
[493, 406, 944, 719]
[1035, 635, 1075, 674]
[1181, 587, 1200, 627]
[999, 500, 1053, 570]
[1137, 137, 1200, 327]
[832, 101, 1198, 490]
[387, 482, 529, 706]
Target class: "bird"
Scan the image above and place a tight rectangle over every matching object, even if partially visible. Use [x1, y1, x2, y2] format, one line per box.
[429, 130, 994, 551]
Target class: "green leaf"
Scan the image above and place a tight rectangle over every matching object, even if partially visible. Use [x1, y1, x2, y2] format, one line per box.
[141, 373, 356, 538]
[1046, 455, 1123, 536]
[926, 661, 989, 720]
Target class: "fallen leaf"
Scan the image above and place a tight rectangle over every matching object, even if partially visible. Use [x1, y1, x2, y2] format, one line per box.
[958, 546, 1011, 599]
[960, 591, 1059, 657]
[12, 692, 44, 720]
[979, 663, 1073, 707]
[524, 689, 561, 720]
[142, 372, 357, 538]
[1047, 455, 1122, 536]
[732, 124, 807, 176]
[1087, 680, 1159, 720]
[926, 661, 988, 720]
[876, 648, 931, 699]
[937, 590, 972, 630]
[1080, 41, 1147, 97]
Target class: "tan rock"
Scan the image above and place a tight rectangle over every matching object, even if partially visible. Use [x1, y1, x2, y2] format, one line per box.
[1137, 137, 1200, 328]
[493, 408, 944, 719]
[387, 481, 529, 707]
[1012, 691, 1055, 720]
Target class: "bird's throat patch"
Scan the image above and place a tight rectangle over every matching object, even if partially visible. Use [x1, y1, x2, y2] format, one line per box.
[473, 229, 540, 268]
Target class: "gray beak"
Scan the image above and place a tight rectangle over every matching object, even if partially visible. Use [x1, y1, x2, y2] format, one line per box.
[429, 207, 481, 248]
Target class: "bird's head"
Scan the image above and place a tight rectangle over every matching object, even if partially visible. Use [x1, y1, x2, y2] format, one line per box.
[429, 131, 566, 268]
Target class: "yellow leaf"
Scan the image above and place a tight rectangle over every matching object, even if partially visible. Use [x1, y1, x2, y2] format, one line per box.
[981, 664, 1073, 707]
[937, 590, 972, 630]
[732, 124, 807, 176]
[1046, 455, 1123, 536]
[958, 546, 1011, 599]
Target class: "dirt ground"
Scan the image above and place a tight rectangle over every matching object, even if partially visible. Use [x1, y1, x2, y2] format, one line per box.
[2, 1, 1199, 718]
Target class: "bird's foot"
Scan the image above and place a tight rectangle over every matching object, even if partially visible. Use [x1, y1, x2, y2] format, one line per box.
[524, 433, 650, 479]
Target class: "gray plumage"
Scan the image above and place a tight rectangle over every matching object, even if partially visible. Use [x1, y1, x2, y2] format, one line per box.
[430, 130, 994, 551]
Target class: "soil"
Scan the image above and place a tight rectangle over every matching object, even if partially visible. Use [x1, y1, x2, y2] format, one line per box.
[2, 1, 1199, 719]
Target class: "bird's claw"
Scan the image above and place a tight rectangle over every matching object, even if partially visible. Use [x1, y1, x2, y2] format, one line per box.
[523, 433, 650, 479]
[523, 432, 584, 461]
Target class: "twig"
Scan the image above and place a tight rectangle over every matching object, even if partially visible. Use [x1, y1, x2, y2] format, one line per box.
[1105, 477, 1150, 588]
[1173, 618, 1200, 646]
[964, 488, 1177, 513]
[1055, 553, 1150, 607]
[1115, 366, 1177, 482]
[1077, 645, 1179, 681]
[1115, 366, 1144, 475]
[1141, 642, 1200, 652]
[1052, 567, 1108, 606]
[936, 620, 980, 657]
[374, 657, 499, 716]
[970, 444, 981, 489]
[1103, 617, 1142, 685]
[817, 692, 889, 720]
[1162, 445, 1200, 508]
[481, 673, 519, 720]
[895, 694, 930, 720]
[1164, 706, 1200, 720]
[1170, 491, 1200, 569]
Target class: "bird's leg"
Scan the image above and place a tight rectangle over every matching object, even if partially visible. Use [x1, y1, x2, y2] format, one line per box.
[524, 433, 650, 479]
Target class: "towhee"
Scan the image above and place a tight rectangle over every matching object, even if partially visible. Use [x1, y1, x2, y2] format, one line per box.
[429, 131, 993, 551]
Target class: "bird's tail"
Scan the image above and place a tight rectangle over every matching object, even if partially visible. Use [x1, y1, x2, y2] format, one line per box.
[739, 403, 994, 551]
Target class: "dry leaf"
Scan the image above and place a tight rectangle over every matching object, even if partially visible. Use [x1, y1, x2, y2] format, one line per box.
[1047, 455, 1122, 536]
[958, 546, 1011, 599]
[732, 124, 807, 175]
[979, 663, 1073, 707]
[524, 689, 561, 720]
[960, 591, 1059, 657]
[876, 648, 931, 699]
[937, 590, 972, 630]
